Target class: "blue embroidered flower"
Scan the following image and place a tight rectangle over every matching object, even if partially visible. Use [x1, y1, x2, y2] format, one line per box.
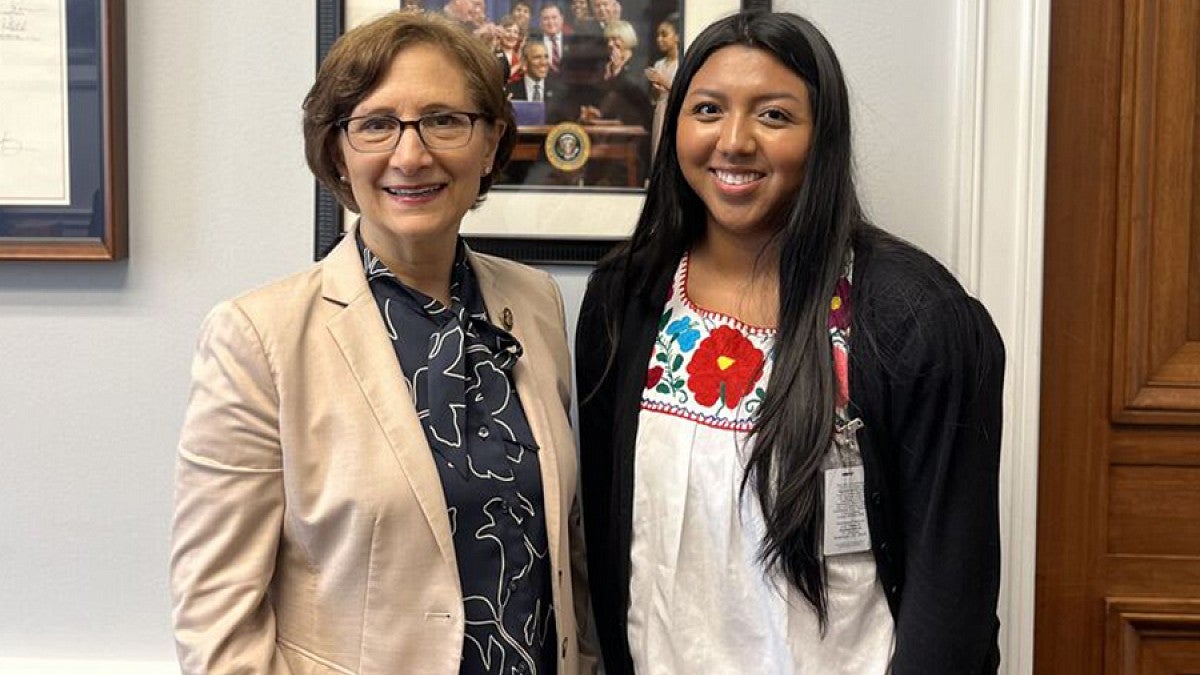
[666, 317, 701, 352]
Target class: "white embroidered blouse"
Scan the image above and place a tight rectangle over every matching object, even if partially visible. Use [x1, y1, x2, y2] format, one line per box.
[626, 254, 896, 674]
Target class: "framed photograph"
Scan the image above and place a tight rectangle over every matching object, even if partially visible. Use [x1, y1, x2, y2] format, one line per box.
[0, 0, 127, 261]
[314, 0, 738, 263]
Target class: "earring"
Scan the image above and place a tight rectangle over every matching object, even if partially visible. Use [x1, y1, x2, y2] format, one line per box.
[339, 175, 348, 183]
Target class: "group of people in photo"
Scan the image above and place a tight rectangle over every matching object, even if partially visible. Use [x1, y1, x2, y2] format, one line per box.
[170, 7, 1005, 675]
[407, 0, 681, 186]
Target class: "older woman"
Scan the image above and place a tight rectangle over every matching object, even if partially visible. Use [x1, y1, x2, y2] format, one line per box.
[578, 20, 650, 128]
[170, 11, 595, 675]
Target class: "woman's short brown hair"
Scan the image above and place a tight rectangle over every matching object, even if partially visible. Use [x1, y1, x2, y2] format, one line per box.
[303, 11, 517, 212]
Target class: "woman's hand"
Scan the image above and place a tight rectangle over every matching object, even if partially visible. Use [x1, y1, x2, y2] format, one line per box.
[604, 44, 629, 79]
[644, 67, 670, 94]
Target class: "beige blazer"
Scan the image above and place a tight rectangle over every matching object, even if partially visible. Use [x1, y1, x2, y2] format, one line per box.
[171, 232, 597, 675]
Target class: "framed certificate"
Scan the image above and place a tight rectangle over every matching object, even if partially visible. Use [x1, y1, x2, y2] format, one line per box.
[0, 0, 127, 261]
[314, 0, 739, 263]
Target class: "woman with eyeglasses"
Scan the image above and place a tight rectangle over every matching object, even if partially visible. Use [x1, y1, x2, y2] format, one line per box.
[170, 11, 596, 675]
[577, 11, 1004, 675]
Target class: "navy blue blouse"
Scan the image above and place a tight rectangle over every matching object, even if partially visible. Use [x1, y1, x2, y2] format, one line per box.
[360, 237, 556, 675]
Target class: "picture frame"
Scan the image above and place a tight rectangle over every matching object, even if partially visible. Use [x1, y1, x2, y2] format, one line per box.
[0, 0, 127, 262]
[314, 0, 740, 264]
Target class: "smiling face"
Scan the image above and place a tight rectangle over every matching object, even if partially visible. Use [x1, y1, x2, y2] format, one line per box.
[540, 6, 562, 36]
[676, 45, 814, 245]
[593, 0, 615, 22]
[498, 20, 521, 49]
[524, 42, 550, 79]
[340, 43, 502, 260]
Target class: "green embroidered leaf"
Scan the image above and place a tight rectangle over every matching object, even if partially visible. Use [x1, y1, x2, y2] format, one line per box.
[655, 384, 670, 395]
[755, 387, 766, 398]
[658, 309, 673, 331]
[656, 352, 668, 363]
[671, 354, 683, 370]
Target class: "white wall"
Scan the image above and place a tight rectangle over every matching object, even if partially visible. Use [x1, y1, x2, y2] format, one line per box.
[779, 1, 962, 259]
[0, 1, 1045, 672]
[0, 1, 313, 670]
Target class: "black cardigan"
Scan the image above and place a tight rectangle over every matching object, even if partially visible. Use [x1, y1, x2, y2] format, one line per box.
[575, 229, 1005, 675]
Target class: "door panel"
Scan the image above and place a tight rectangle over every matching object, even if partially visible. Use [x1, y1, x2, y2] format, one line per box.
[1037, 0, 1200, 673]
[1104, 599, 1200, 675]
[1107, 466, 1200, 556]
[1111, 0, 1200, 423]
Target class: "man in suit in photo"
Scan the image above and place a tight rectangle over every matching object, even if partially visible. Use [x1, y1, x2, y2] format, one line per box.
[537, 3, 570, 73]
[507, 41, 562, 110]
[592, 0, 621, 32]
[501, 40, 570, 186]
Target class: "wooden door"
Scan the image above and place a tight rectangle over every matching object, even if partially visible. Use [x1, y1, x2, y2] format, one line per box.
[1037, 0, 1200, 673]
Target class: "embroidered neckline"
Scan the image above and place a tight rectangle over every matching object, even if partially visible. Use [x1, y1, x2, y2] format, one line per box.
[639, 250, 855, 431]
[677, 252, 777, 336]
[640, 258, 774, 431]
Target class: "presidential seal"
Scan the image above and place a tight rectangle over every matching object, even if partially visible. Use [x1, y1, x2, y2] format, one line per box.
[544, 122, 590, 172]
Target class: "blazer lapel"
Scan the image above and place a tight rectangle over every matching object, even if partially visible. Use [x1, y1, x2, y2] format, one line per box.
[321, 232, 458, 571]
[471, 251, 564, 566]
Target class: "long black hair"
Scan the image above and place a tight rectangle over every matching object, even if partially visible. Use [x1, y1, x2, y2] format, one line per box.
[600, 11, 866, 626]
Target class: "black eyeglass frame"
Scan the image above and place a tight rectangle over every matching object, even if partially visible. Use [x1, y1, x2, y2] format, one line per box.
[336, 111, 489, 152]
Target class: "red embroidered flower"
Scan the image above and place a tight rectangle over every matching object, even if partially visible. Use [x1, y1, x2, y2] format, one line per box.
[645, 365, 664, 389]
[686, 325, 765, 407]
[828, 277, 851, 330]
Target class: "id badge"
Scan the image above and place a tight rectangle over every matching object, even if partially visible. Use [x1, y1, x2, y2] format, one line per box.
[823, 418, 871, 556]
[823, 465, 871, 555]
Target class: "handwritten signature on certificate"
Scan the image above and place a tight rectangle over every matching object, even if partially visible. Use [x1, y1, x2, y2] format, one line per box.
[1, 1, 31, 15]
[0, 2, 30, 38]
[0, 130, 24, 157]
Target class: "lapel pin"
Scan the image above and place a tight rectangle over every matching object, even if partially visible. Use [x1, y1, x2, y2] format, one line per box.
[501, 307, 514, 330]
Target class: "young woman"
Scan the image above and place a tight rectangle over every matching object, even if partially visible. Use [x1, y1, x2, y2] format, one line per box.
[576, 11, 1005, 675]
[171, 11, 596, 675]
[644, 16, 679, 154]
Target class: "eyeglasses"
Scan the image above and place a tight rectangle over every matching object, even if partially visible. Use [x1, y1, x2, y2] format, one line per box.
[337, 112, 487, 152]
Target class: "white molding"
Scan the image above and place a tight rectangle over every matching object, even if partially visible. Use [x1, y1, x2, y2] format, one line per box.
[952, 0, 986, 291]
[0, 659, 176, 674]
[959, 0, 1050, 673]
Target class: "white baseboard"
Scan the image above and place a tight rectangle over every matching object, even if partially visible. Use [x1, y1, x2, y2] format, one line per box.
[0, 660, 176, 675]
